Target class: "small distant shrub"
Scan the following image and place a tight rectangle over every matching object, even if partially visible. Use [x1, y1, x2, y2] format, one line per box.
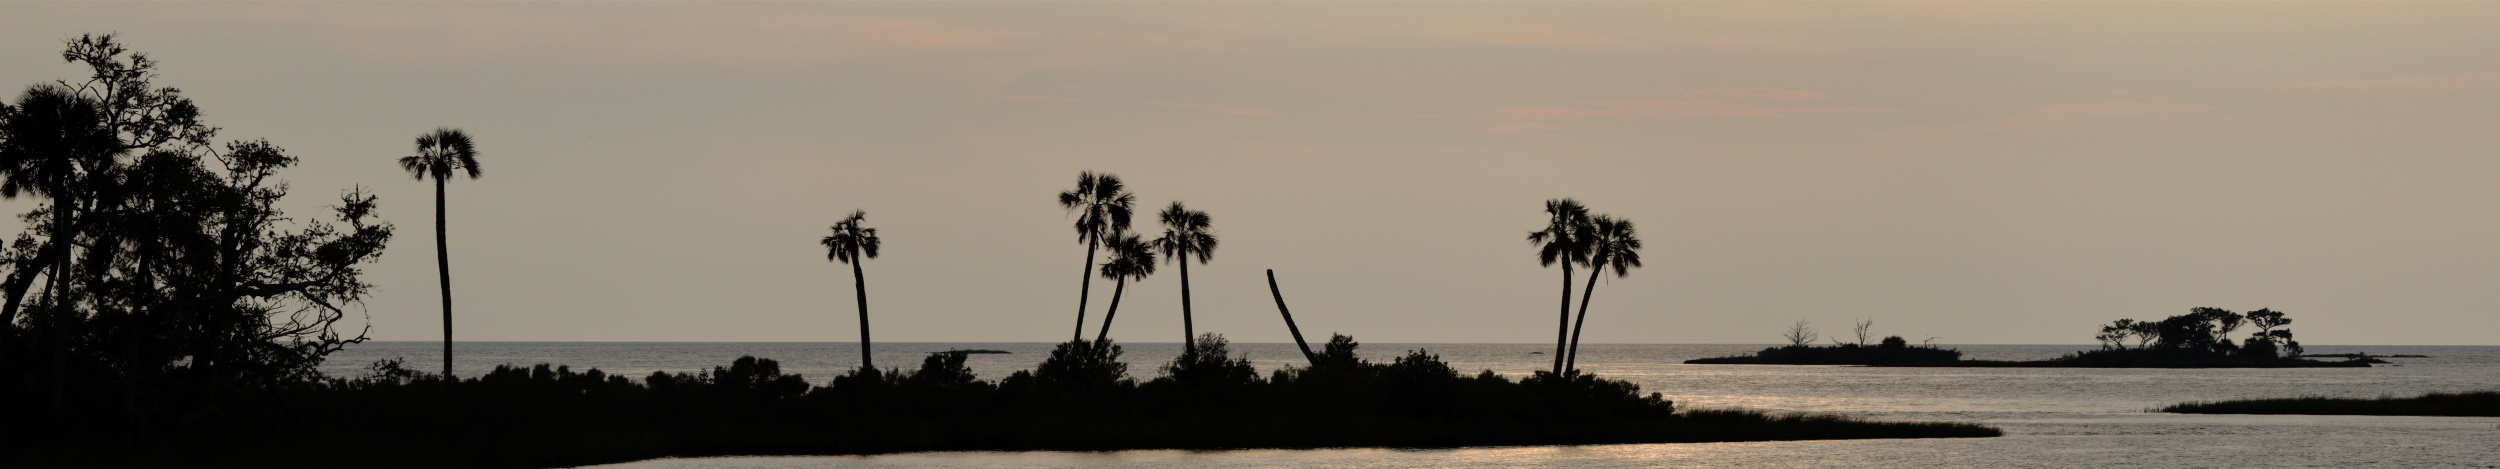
[906, 351, 983, 391]
[1303, 334, 1372, 380]
[1383, 348, 1458, 385]
[1035, 339, 1129, 390]
[712, 356, 809, 399]
[1161, 334, 1258, 388]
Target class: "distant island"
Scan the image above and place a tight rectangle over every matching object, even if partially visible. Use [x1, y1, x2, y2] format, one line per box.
[2162, 391, 2500, 417]
[1692, 309, 2378, 368]
[1688, 320, 1964, 365]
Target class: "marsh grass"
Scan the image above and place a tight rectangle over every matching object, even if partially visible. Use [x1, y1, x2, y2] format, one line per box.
[2161, 391, 2500, 417]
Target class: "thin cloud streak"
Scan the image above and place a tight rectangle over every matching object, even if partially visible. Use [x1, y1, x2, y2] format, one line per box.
[2276, 71, 2500, 91]
[1494, 98, 1886, 121]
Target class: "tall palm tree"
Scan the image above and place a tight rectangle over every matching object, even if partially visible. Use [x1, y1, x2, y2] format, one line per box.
[398, 128, 479, 377]
[1527, 198, 1592, 375]
[821, 210, 882, 371]
[1057, 172, 1134, 342]
[1564, 215, 1641, 374]
[0, 85, 115, 323]
[1091, 233, 1155, 345]
[1152, 202, 1217, 347]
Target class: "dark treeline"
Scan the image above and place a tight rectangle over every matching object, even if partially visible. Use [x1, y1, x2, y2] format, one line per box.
[9, 334, 1996, 467]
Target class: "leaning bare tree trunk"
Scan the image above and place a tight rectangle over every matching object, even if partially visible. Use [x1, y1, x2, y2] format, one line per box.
[436, 176, 455, 378]
[1564, 266, 1602, 374]
[0, 244, 64, 328]
[851, 256, 872, 371]
[1094, 278, 1127, 345]
[1072, 237, 1099, 342]
[1178, 257, 1194, 348]
[1552, 263, 1573, 375]
[1266, 269, 1317, 366]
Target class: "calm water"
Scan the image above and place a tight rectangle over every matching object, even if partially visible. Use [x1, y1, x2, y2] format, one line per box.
[328, 342, 2500, 468]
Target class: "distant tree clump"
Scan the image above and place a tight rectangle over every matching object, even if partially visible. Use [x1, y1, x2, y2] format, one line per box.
[2084, 307, 2302, 361]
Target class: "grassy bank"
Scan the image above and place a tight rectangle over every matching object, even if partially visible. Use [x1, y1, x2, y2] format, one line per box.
[2161, 391, 2500, 417]
[6, 337, 1998, 468]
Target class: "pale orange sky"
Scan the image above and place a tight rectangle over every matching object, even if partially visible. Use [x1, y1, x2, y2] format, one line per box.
[4, 2, 2496, 345]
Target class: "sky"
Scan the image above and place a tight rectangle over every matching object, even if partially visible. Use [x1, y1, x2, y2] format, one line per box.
[2, 2, 2495, 345]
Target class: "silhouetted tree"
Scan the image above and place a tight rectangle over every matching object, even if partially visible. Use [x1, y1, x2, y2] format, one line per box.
[2096, 319, 2136, 350]
[1782, 319, 1817, 346]
[1851, 318, 1874, 346]
[1092, 233, 1155, 344]
[0, 84, 112, 328]
[2244, 308, 2298, 357]
[397, 128, 479, 377]
[1057, 172, 1134, 342]
[1564, 215, 1641, 374]
[1152, 201, 1216, 347]
[821, 210, 881, 371]
[1527, 198, 1592, 375]
[2125, 320, 2159, 349]
[1, 34, 212, 327]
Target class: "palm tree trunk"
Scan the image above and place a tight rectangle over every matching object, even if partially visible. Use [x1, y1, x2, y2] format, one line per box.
[1094, 277, 1126, 345]
[851, 256, 872, 371]
[1266, 270, 1317, 366]
[47, 192, 72, 407]
[1552, 263, 1573, 375]
[46, 193, 70, 306]
[435, 176, 454, 378]
[1565, 267, 1602, 374]
[1073, 237, 1098, 342]
[1178, 257, 1194, 347]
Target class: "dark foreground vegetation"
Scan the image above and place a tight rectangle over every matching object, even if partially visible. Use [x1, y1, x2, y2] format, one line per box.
[8, 335, 1999, 468]
[2161, 391, 2500, 417]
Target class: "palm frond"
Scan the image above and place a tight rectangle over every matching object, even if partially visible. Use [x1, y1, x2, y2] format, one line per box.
[822, 209, 878, 264]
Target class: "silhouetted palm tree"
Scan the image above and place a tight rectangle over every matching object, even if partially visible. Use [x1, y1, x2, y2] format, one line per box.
[1057, 172, 1134, 342]
[821, 210, 882, 371]
[397, 128, 479, 377]
[1152, 202, 1217, 347]
[1092, 233, 1155, 345]
[0, 85, 115, 317]
[1565, 215, 1642, 374]
[1527, 198, 1592, 375]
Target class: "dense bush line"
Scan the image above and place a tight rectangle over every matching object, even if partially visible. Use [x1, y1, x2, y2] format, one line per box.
[6, 334, 1998, 468]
